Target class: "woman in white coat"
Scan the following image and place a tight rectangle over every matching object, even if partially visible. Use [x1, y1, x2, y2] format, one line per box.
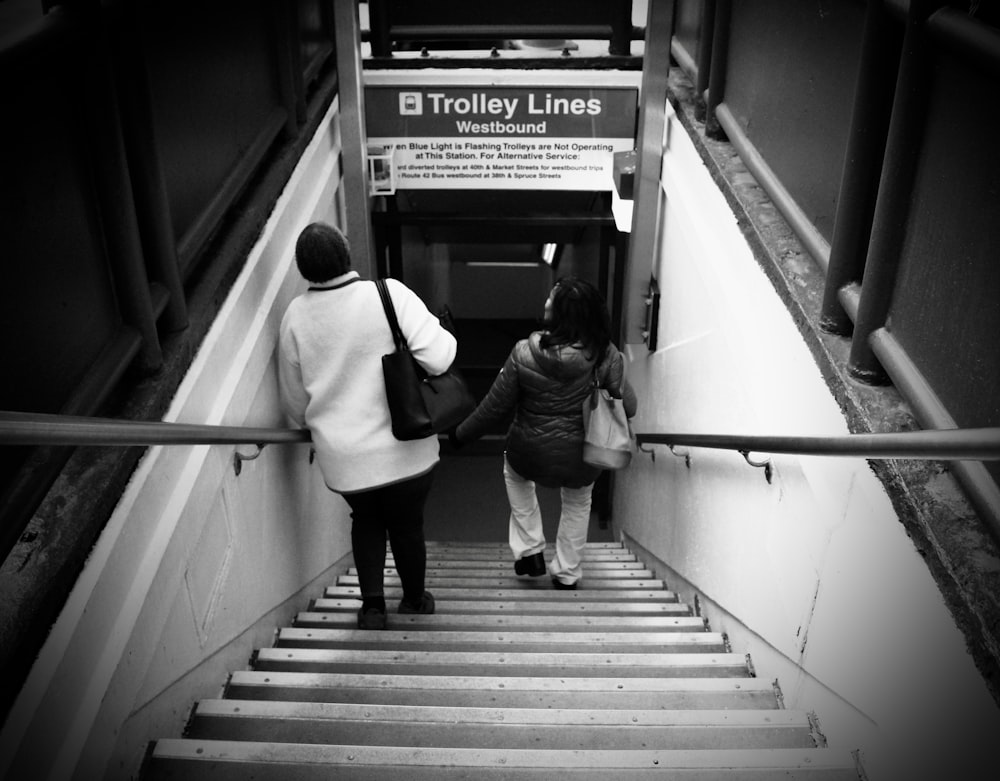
[278, 222, 457, 629]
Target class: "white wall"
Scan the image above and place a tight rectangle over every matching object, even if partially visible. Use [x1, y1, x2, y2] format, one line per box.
[0, 99, 354, 781]
[615, 102, 1000, 781]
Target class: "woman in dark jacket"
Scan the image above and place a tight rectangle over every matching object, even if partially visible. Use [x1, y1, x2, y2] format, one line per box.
[453, 278, 637, 588]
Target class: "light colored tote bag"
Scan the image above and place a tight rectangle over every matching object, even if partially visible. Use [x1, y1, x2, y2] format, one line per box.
[581, 377, 634, 470]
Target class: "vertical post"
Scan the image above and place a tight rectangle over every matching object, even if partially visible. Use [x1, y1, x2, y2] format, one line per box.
[694, 0, 716, 121]
[848, 3, 932, 384]
[333, 0, 374, 278]
[819, 0, 901, 336]
[114, 0, 187, 332]
[609, 0, 632, 56]
[598, 220, 611, 300]
[272, 0, 306, 132]
[622, 0, 674, 346]
[85, 11, 163, 371]
[705, 0, 730, 139]
[367, 0, 392, 58]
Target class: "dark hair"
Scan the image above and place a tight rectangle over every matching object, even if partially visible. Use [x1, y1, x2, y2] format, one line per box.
[295, 222, 351, 282]
[539, 277, 612, 363]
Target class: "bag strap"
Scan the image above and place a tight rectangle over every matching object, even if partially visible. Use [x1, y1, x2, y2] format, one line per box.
[375, 279, 408, 353]
[592, 353, 625, 396]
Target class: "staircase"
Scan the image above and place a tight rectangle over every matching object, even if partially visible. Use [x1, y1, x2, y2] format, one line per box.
[143, 540, 861, 779]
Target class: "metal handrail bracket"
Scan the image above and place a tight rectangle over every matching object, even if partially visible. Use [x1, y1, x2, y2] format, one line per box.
[635, 428, 1000, 461]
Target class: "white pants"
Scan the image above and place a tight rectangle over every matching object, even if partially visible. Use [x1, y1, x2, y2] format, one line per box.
[503, 456, 594, 585]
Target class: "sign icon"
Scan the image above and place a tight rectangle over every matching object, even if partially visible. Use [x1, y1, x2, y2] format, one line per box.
[399, 92, 422, 115]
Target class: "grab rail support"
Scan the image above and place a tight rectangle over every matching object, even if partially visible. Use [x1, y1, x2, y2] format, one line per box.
[635, 427, 1000, 461]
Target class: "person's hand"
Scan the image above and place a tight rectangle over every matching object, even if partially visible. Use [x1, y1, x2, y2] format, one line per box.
[447, 429, 465, 450]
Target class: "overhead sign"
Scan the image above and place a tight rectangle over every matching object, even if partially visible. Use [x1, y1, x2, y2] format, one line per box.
[365, 86, 637, 191]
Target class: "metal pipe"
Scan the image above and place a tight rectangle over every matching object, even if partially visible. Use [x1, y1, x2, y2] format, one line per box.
[714, 104, 831, 274]
[704, 0, 730, 139]
[847, 1, 932, 383]
[869, 327, 1000, 539]
[176, 111, 287, 272]
[272, 0, 306, 133]
[5, 411, 997, 462]
[635, 428, 1000, 461]
[112, 0, 188, 332]
[836, 281, 861, 324]
[84, 13, 163, 372]
[819, 0, 901, 336]
[0, 412, 310, 447]
[927, 7, 1000, 77]
[609, 0, 633, 56]
[0, 5, 74, 69]
[366, 0, 391, 57]
[693, 0, 716, 121]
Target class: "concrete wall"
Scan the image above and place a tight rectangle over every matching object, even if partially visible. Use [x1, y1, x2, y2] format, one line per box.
[0, 100, 354, 781]
[614, 101, 1000, 781]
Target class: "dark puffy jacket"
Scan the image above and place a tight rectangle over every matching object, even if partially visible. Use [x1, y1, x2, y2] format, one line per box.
[455, 332, 629, 488]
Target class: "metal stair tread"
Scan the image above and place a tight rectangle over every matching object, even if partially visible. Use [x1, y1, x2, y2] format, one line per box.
[377, 557, 645, 568]
[253, 647, 752, 678]
[312, 597, 693, 615]
[187, 701, 818, 749]
[224, 672, 781, 709]
[226, 670, 774, 691]
[275, 627, 727, 653]
[387, 552, 640, 562]
[193, 698, 809, 727]
[322, 586, 677, 600]
[148, 740, 860, 775]
[424, 541, 626, 549]
[338, 574, 659, 587]
[295, 611, 707, 630]
[353, 564, 654, 576]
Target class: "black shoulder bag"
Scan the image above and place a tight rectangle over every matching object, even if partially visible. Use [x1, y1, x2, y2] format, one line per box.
[376, 279, 475, 441]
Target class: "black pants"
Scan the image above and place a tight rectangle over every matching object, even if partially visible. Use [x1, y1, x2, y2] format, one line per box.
[342, 468, 435, 607]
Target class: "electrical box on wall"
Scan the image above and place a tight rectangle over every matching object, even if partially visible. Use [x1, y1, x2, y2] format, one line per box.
[368, 146, 396, 195]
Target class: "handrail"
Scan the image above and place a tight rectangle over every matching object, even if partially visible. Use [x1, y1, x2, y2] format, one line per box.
[2, 412, 998, 461]
[0, 411, 310, 447]
[635, 428, 1000, 461]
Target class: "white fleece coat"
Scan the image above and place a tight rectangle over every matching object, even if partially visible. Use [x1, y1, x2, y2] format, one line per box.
[278, 271, 457, 493]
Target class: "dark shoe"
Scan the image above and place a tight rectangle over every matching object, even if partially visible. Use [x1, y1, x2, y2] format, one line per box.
[357, 606, 387, 629]
[551, 578, 578, 590]
[398, 590, 435, 614]
[514, 552, 546, 577]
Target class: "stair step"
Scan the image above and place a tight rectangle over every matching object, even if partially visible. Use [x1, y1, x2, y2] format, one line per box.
[253, 648, 752, 678]
[313, 596, 693, 616]
[294, 612, 708, 632]
[146, 741, 860, 779]
[390, 549, 638, 559]
[275, 627, 727, 653]
[424, 541, 627, 549]
[352, 563, 654, 576]
[186, 700, 818, 749]
[323, 586, 677, 601]
[142, 539, 855, 779]
[225, 671, 783, 709]
[338, 573, 659, 588]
